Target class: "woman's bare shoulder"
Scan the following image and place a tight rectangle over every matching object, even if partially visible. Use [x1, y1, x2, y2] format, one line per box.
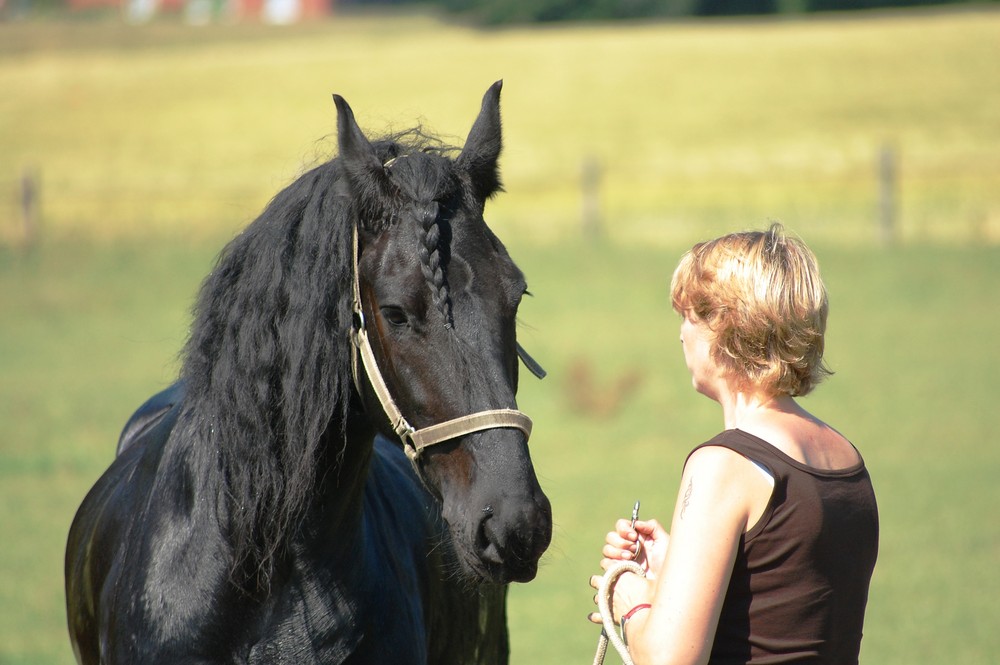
[740, 411, 861, 471]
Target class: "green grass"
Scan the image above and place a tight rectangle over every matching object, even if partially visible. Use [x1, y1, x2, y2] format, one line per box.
[3, 238, 999, 664]
[2, 9, 1000, 664]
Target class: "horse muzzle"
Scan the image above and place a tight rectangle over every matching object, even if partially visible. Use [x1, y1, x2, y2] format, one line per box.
[474, 488, 553, 583]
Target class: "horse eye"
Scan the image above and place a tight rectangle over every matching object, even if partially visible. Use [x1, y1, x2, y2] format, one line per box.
[380, 306, 409, 328]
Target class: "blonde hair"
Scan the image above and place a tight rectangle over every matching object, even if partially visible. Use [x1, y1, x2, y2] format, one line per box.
[670, 224, 832, 397]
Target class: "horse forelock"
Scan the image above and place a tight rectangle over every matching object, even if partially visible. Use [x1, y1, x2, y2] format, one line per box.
[373, 135, 473, 330]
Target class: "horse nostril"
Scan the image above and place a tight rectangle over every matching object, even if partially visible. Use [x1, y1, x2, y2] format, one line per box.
[478, 510, 541, 565]
[477, 513, 503, 566]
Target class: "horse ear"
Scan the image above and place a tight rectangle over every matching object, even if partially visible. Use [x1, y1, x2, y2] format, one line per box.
[457, 80, 503, 201]
[333, 94, 391, 226]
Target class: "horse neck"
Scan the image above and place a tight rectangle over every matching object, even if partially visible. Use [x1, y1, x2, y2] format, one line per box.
[302, 405, 379, 543]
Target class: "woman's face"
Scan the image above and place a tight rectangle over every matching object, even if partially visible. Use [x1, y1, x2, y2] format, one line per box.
[680, 312, 721, 400]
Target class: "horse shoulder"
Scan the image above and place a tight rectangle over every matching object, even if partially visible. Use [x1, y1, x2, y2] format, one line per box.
[68, 403, 241, 663]
[239, 439, 432, 665]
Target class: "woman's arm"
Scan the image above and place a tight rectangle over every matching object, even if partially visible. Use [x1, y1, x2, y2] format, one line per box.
[592, 445, 770, 665]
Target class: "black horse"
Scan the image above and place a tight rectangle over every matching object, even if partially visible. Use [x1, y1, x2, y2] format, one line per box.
[65, 81, 552, 664]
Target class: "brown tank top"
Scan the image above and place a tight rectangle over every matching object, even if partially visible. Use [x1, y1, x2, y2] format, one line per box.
[689, 429, 879, 664]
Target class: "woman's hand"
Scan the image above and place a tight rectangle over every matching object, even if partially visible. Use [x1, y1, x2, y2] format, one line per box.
[601, 518, 670, 579]
[587, 565, 651, 625]
[587, 517, 670, 625]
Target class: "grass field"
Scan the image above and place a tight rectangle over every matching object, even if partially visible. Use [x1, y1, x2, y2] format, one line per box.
[2, 8, 1000, 664]
[3, 8, 999, 245]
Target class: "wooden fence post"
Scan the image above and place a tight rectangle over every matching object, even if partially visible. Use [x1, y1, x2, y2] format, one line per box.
[581, 155, 602, 241]
[18, 167, 41, 251]
[878, 144, 896, 247]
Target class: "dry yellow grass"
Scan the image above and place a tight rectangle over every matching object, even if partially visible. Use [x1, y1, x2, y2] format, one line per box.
[2, 8, 999, 247]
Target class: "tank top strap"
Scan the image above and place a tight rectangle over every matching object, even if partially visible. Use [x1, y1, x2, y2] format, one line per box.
[686, 429, 796, 483]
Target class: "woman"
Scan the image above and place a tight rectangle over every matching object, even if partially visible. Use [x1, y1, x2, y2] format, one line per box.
[588, 225, 878, 664]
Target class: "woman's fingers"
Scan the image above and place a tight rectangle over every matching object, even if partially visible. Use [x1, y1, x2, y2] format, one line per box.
[603, 542, 638, 560]
[605, 522, 641, 562]
[615, 518, 638, 538]
[635, 518, 666, 539]
[607, 527, 638, 546]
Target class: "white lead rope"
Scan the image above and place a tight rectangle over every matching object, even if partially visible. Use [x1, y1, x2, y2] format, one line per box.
[593, 560, 646, 665]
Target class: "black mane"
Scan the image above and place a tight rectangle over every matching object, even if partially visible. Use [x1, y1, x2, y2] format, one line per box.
[179, 130, 462, 588]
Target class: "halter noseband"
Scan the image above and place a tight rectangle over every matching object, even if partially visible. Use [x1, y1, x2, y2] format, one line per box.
[350, 226, 533, 464]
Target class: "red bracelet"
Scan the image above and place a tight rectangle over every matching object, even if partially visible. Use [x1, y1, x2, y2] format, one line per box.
[620, 603, 651, 646]
[621, 603, 651, 624]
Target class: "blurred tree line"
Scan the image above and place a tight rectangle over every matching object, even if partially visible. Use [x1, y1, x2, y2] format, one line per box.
[345, 0, 993, 23]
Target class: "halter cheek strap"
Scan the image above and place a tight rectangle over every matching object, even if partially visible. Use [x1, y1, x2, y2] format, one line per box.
[349, 226, 533, 463]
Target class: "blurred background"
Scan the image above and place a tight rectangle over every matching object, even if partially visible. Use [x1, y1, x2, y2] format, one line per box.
[2, 0, 998, 662]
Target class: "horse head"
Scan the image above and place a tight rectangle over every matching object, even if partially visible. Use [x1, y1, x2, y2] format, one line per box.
[334, 82, 552, 584]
